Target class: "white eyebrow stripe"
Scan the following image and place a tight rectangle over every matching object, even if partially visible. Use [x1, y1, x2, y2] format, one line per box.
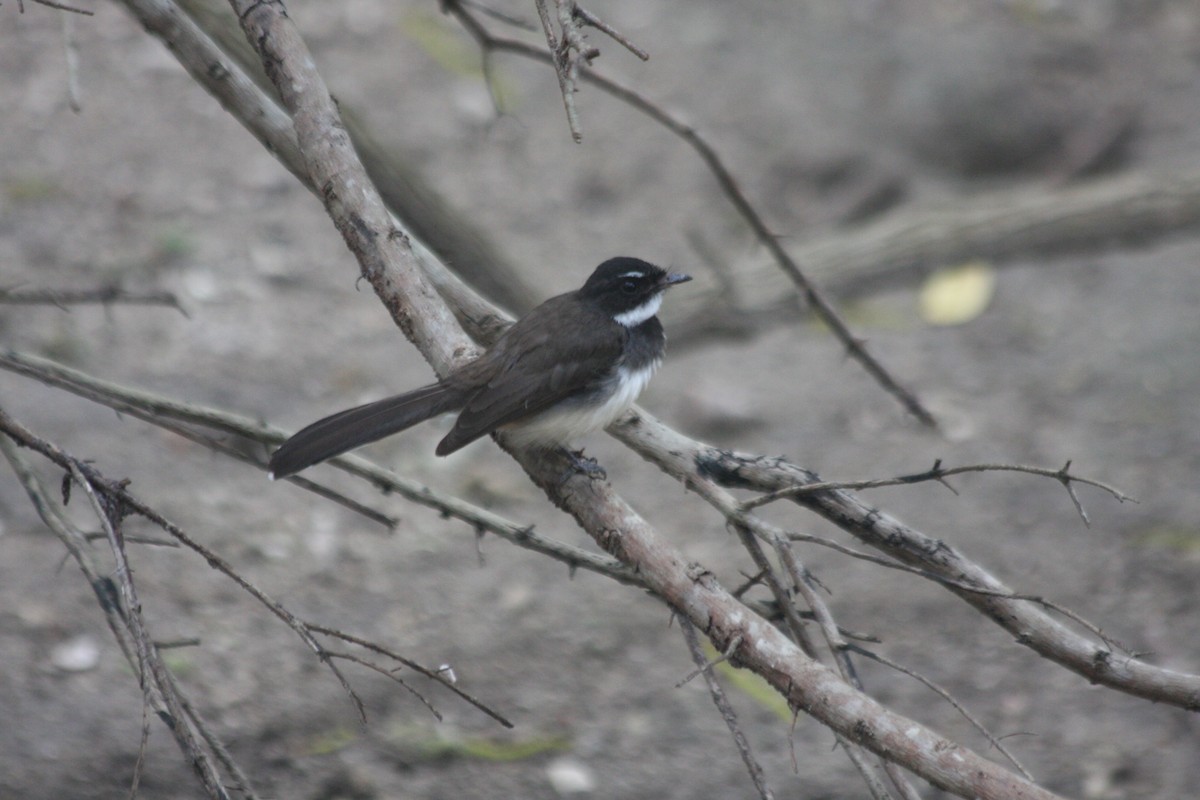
[618, 271, 646, 279]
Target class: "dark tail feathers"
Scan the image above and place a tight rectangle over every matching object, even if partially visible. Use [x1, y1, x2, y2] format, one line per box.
[269, 384, 465, 479]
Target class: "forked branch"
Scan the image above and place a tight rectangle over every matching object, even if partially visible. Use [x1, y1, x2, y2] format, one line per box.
[444, 0, 937, 427]
[17, 1, 1187, 798]
[217, 2, 1068, 795]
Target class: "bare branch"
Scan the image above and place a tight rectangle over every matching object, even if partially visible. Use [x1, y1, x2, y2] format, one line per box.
[0, 349, 395, 528]
[573, 4, 648, 61]
[0, 348, 646, 588]
[19, 0, 95, 16]
[218, 4, 1062, 794]
[0, 420, 243, 800]
[5, 428, 262, 799]
[1, 345, 879, 654]
[450, 0, 538, 32]
[532, 0, 595, 142]
[849, 644, 1033, 781]
[675, 633, 744, 688]
[60, 1, 1185, 796]
[0, 408, 507, 732]
[612, 414, 1200, 711]
[766, 520, 919, 798]
[310, 624, 512, 728]
[323, 651, 446, 721]
[443, 0, 937, 427]
[679, 621, 774, 800]
[0, 285, 186, 313]
[741, 458, 1135, 524]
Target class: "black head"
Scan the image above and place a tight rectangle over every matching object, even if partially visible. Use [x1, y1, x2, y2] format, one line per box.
[578, 257, 691, 324]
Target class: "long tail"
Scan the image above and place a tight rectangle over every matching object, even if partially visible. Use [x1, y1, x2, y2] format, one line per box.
[269, 384, 466, 479]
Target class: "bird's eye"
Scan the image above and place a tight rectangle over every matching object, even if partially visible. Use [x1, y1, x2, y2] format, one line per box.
[621, 279, 639, 295]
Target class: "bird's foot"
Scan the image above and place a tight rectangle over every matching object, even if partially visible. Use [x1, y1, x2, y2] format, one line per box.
[558, 449, 607, 484]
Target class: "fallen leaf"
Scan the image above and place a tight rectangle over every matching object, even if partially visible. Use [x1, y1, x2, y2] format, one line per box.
[919, 261, 996, 326]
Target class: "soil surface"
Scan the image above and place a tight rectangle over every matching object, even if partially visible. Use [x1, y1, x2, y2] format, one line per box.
[3, 2, 1200, 798]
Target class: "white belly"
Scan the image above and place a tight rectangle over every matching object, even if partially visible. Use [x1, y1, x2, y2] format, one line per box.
[502, 360, 660, 449]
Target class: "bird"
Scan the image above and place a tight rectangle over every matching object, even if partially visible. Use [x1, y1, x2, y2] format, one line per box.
[268, 257, 691, 480]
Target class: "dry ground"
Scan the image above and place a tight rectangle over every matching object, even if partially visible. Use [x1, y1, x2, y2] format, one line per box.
[3, 2, 1200, 798]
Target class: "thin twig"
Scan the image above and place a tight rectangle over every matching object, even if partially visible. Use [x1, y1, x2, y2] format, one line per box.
[0, 348, 645, 587]
[311, 624, 513, 728]
[724, 513, 906, 796]
[24, 0, 95, 15]
[0, 350, 393, 528]
[324, 651, 445, 721]
[83, 531, 179, 547]
[679, 443, 1197, 705]
[0, 285, 186, 314]
[532, 0, 589, 141]
[848, 644, 1034, 781]
[768, 535, 917, 800]
[452, 0, 537, 31]
[0, 436, 221, 794]
[573, 5, 648, 61]
[65, 459, 234, 799]
[775, 525, 1133, 654]
[150, 412, 400, 529]
[444, 0, 937, 427]
[630, 430, 1134, 657]
[679, 621, 774, 800]
[0, 409, 495, 731]
[675, 633, 743, 688]
[741, 458, 1135, 524]
[128, 1, 1077, 794]
[130, 699, 151, 800]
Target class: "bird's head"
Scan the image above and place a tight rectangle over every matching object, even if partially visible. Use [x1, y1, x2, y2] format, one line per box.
[579, 257, 692, 327]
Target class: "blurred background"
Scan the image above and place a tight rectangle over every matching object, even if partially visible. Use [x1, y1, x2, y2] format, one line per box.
[2, 1, 1199, 797]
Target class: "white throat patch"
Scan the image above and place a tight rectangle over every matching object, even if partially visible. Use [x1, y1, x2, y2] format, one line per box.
[613, 292, 662, 328]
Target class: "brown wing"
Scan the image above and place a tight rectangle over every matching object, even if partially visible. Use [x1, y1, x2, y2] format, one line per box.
[436, 296, 623, 454]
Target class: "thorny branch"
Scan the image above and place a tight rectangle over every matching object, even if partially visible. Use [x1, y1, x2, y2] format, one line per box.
[767, 535, 927, 798]
[0, 406, 512, 795]
[10, 0, 1194, 797]
[0, 348, 644, 587]
[740, 457, 1135, 526]
[847, 643, 1034, 781]
[679, 620, 775, 800]
[618, 431, 1198, 710]
[444, 0, 938, 428]
[767, 523, 1132, 652]
[0, 346, 846, 637]
[216, 2, 1075, 796]
[0, 415, 241, 800]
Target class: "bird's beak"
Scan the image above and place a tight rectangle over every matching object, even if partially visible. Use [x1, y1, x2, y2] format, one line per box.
[661, 272, 692, 288]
